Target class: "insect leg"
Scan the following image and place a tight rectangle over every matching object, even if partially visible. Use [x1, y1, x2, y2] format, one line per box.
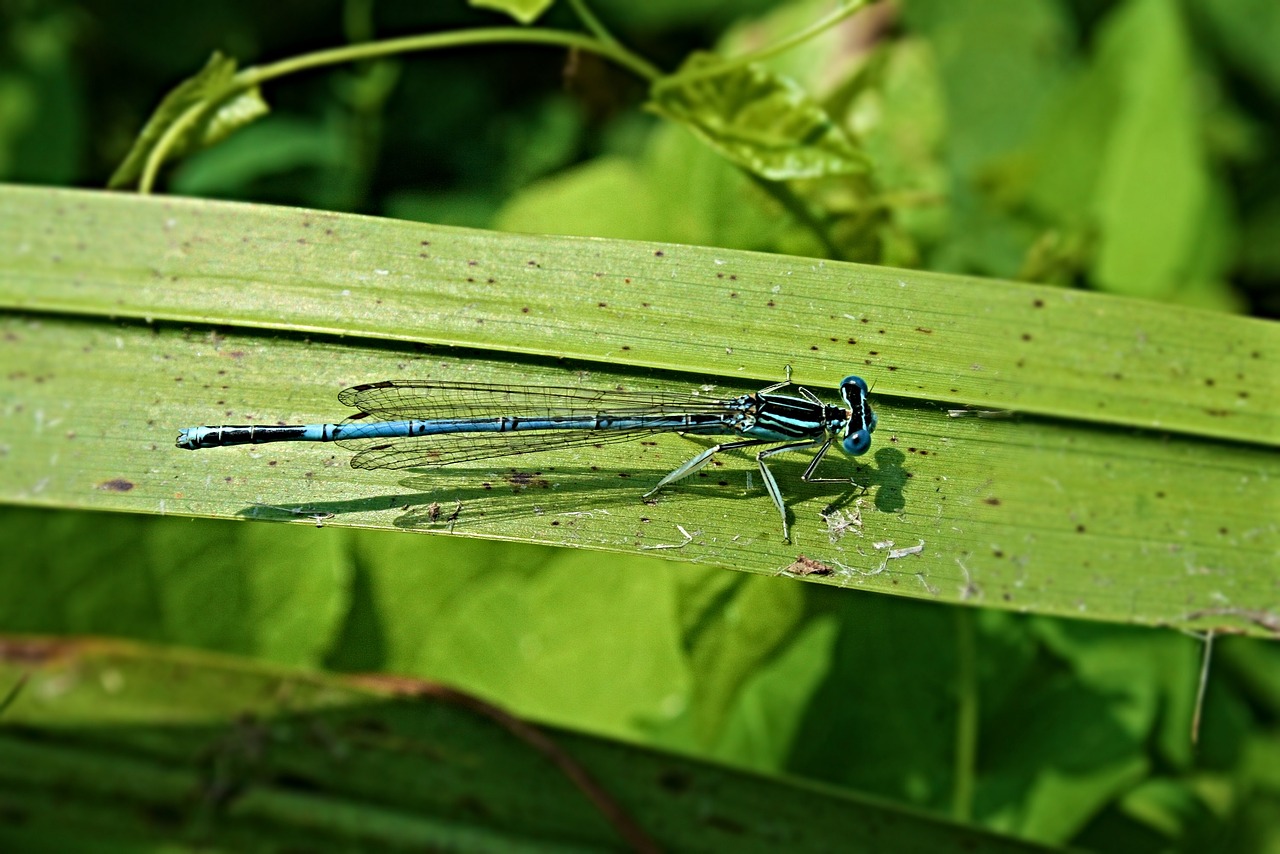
[644, 439, 776, 498]
[756, 440, 822, 543]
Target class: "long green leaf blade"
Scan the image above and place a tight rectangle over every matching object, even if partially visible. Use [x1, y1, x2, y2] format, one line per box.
[0, 185, 1276, 636]
[4, 185, 1272, 442]
[0, 636, 1048, 853]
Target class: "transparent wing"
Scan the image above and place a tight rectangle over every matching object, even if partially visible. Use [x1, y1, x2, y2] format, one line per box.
[337, 379, 735, 420]
[334, 379, 747, 470]
[340, 421, 699, 470]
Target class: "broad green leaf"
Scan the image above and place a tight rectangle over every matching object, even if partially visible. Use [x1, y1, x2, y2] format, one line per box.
[469, 0, 557, 25]
[494, 155, 669, 240]
[901, 0, 1073, 173]
[107, 51, 269, 190]
[1091, 0, 1212, 302]
[341, 533, 693, 742]
[712, 613, 839, 770]
[649, 52, 870, 180]
[900, 0, 1076, 280]
[495, 124, 791, 252]
[0, 503, 820, 758]
[0, 637, 1048, 853]
[927, 0, 1239, 309]
[789, 597, 976, 803]
[2, 185, 1270, 441]
[0, 185, 1276, 637]
[641, 567, 811, 752]
[168, 115, 347, 198]
[0, 511, 351, 666]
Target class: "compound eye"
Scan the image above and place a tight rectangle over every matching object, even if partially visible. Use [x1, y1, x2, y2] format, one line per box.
[842, 429, 872, 456]
[840, 375, 869, 394]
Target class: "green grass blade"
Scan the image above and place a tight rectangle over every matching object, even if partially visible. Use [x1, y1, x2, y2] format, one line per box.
[0, 636, 1050, 853]
[4, 185, 1273, 441]
[1, 185, 1276, 635]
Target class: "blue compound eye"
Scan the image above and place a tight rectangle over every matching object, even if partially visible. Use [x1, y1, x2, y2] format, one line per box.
[840, 375, 869, 393]
[842, 429, 872, 456]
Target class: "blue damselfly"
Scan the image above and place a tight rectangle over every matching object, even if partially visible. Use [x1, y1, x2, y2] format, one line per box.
[176, 371, 877, 541]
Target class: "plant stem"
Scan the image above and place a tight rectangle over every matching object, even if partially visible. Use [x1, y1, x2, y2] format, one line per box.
[245, 27, 662, 88]
[568, 0, 620, 49]
[951, 608, 978, 823]
[139, 101, 208, 195]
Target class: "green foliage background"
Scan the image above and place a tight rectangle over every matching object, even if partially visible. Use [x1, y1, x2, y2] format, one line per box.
[1, 0, 1278, 850]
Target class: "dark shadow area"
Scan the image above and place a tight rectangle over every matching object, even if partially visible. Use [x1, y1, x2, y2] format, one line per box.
[231, 436, 910, 536]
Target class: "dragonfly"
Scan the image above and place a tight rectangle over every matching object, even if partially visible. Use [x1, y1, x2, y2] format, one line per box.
[176, 371, 877, 542]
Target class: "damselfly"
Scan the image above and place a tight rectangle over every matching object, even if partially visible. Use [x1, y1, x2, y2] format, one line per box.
[176, 371, 877, 542]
